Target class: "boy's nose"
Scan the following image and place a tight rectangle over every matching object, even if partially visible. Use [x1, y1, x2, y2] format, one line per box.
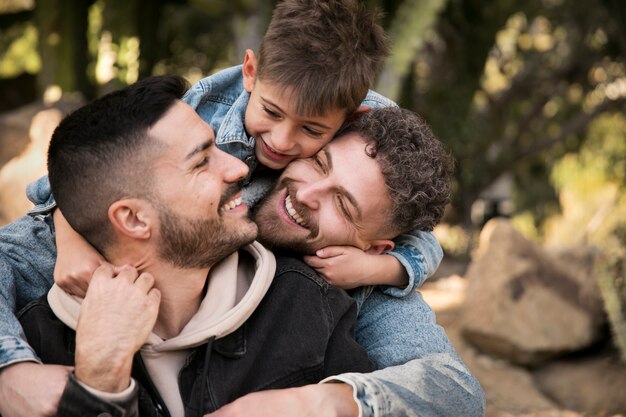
[269, 125, 295, 153]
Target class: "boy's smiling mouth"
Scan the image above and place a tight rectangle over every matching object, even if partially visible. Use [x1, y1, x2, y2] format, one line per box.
[258, 136, 293, 161]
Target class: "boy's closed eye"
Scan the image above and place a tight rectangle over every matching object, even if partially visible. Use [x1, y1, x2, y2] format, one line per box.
[303, 126, 324, 137]
[262, 105, 280, 118]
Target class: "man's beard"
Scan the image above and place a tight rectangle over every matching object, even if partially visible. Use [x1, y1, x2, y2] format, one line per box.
[156, 187, 257, 268]
[253, 179, 319, 255]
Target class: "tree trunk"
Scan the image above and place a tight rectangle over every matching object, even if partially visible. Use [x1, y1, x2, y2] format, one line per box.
[375, 0, 448, 102]
[35, 0, 92, 98]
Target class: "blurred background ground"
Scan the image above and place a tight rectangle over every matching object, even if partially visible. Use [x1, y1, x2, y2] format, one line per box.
[423, 240, 626, 417]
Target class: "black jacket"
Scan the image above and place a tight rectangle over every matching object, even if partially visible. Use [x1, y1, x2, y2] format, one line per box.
[18, 257, 373, 417]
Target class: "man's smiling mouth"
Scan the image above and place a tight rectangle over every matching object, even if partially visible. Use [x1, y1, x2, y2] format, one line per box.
[284, 193, 308, 228]
[220, 196, 244, 213]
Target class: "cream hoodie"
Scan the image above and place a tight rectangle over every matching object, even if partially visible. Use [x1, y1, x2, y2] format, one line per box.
[47, 241, 276, 417]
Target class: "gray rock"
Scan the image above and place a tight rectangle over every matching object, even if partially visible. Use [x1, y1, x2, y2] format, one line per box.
[533, 351, 626, 415]
[460, 219, 606, 365]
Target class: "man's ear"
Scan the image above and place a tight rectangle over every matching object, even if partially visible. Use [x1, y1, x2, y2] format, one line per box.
[108, 199, 154, 240]
[365, 239, 395, 255]
[242, 49, 258, 93]
[345, 105, 371, 123]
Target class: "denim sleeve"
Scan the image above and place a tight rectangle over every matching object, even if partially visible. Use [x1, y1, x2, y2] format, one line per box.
[322, 289, 485, 417]
[25, 175, 57, 217]
[360, 90, 397, 109]
[381, 231, 443, 298]
[0, 215, 57, 368]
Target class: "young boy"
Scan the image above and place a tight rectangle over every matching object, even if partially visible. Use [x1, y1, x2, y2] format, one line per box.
[33, 0, 441, 299]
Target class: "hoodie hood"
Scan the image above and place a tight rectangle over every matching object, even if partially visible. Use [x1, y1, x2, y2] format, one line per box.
[48, 241, 276, 348]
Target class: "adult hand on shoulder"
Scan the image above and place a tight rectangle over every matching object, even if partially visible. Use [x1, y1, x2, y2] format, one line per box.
[205, 383, 358, 417]
[0, 362, 72, 417]
[75, 264, 160, 393]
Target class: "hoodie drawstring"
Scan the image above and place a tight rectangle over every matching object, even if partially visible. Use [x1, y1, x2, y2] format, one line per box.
[197, 335, 215, 417]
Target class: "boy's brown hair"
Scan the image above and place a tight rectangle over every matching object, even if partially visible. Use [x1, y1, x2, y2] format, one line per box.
[257, 0, 389, 116]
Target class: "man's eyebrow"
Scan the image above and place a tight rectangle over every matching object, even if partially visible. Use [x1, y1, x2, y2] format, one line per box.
[262, 97, 333, 130]
[185, 139, 213, 161]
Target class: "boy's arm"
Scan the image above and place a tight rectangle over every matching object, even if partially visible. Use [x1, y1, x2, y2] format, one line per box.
[0, 214, 60, 416]
[27, 176, 103, 296]
[382, 230, 443, 296]
[53, 209, 105, 296]
[304, 231, 443, 295]
[0, 215, 57, 367]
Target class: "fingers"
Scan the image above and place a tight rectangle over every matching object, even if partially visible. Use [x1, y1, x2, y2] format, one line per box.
[135, 272, 156, 293]
[113, 265, 140, 282]
[303, 255, 325, 269]
[91, 263, 116, 281]
[147, 287, 162, 308]
[314, 246, 347, 258]
[90, 264, 157, 296]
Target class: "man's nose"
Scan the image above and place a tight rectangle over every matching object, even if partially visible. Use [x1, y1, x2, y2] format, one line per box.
[295, 179, 329, 210]
[219, 151, 249, 183]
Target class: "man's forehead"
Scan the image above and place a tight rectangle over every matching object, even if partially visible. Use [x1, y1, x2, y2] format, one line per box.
[326, 133, 386, 202]
[149, 100, 215, 156]
[325, 132, 369, 156]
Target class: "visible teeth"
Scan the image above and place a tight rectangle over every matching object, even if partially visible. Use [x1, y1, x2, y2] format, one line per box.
[285, 194, 307, 227]
[221, 197, 242, 212]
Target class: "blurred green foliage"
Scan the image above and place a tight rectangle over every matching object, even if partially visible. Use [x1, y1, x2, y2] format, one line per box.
[0, 0, 625, 256]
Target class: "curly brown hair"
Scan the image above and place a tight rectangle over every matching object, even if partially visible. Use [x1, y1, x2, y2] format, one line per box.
[343, 107, 454, 233]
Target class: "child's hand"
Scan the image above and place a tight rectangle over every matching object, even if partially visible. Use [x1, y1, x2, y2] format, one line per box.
[303, 246, 408, 289]
[53, 209, 106, 297]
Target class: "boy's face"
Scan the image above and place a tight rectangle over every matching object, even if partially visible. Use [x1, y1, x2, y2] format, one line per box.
[244, 79, 347, 169]
[242, 50, 347, 170]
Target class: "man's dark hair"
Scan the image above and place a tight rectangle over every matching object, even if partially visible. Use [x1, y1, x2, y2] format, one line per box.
[47, 75, 189, 253]
[257, 0, 389, 116]
[343, 107, 454, 233]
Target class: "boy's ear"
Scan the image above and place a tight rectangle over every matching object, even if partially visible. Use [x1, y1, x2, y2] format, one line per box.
[242, 49, 258, 92]
[345, 105, 372, 123]
[108, 199, 154, 240]
[365, 239, 395, 255]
